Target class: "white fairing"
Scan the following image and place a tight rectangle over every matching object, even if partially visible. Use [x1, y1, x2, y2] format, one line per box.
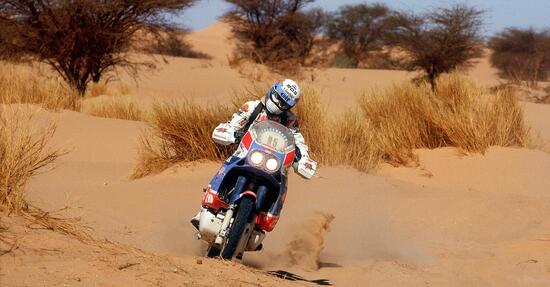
[212, 123, 236, 146]
[198, 208, 224, 242]
[295, 157, 317, 179]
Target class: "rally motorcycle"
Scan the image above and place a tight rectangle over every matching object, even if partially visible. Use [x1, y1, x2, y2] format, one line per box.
[194, 120, 315, 260]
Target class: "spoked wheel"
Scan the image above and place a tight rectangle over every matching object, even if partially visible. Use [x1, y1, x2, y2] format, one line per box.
[221, 196, 255, 260]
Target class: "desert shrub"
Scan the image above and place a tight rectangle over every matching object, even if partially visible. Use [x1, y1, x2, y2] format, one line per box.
[392, 4, 484, 88]
[132, 86, 331, 178]
[0, 107, 109, 245]
[224, 0, 321, 73]
[292, 88, 332, 164]
[0, 108, 63, 213]
[489, 28, 550, 85]
[0, 63, 79, 111]
[131, 102, 234, 179]
[132, 76, 529, 178]
[325, 3, 395, 68]
[0, 0, 197, 95]
[340, 74, 529, 171]
[81, 97, 147, 121]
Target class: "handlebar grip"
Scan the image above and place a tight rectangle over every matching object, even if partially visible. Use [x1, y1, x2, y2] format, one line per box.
[234, 130, 245, 144]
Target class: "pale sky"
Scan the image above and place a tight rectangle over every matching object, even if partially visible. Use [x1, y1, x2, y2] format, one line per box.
[176, 0, 550, 36]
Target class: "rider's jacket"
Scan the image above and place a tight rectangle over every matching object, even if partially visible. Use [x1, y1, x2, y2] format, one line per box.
[226, 100, 309, 161]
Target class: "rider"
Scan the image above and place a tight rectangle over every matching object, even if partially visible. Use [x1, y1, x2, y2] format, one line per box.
[191, 79, 317, 229]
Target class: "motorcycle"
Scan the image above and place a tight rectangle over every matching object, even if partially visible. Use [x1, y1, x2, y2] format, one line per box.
[194, 120, 316, 260]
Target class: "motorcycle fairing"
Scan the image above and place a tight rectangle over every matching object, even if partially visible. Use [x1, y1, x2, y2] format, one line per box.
[201, 126, 293, 231]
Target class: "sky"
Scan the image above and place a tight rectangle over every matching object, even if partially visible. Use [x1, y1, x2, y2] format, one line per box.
[176, 0, 550, 36]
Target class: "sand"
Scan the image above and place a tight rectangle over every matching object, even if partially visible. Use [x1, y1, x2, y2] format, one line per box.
[3, 21, 550, 286]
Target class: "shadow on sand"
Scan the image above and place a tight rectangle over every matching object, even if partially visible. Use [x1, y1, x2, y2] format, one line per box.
[267, 270, 332, 286]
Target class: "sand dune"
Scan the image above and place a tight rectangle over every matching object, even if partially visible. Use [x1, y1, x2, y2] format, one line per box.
[123, 21, 502, 117]
[3, 21, 550, 286]
[0, 106, 545, 286]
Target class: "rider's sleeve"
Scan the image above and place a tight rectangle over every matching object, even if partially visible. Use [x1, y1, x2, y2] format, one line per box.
[227, 100, 261, 131]
[286, 113, 310, 161]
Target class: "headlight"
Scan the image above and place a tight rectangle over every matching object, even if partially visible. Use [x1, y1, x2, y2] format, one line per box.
[265, 158, 279, 172]
[250, 151, 264, 165]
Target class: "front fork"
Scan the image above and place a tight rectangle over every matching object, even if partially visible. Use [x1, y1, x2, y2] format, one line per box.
[214, 176, 268, 247]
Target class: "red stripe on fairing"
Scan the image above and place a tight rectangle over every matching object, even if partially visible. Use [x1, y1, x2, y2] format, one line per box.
[241, 132, 253, 149]
[283, 150, 295, 166]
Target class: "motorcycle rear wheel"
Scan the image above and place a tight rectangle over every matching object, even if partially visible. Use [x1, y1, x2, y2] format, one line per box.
[221, 196, 255, 260]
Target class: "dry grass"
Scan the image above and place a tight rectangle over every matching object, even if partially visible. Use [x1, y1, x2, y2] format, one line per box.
[131, 101, 234, 179]
[0, 107, 128, 248]
[81, 96, 147, 121]
[339, 74, 529, 171]
[0, 107, 91, 242]
[131, 87, 332, 178]
[0, 107, 63, 213]
[0, 63, 79, 111]
[132, 74, 531, 178]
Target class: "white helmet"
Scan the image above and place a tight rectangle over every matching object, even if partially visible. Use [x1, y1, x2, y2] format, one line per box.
[264, 79, 301, 115]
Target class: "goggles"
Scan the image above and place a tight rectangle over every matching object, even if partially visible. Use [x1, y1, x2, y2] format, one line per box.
[268, 84, 295, 111]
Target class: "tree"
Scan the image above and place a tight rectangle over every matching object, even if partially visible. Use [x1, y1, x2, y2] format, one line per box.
[325, 3, 394, 68]
[489, 28, 550, 85]
[393, 4, 484, 88]
[0, 0, 196, 96]
[224, 0, 318, 72]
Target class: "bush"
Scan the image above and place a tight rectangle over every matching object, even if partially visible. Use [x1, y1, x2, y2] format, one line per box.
[325, 3, 394, 68]
[392, 4, 484, 88]
[0, 107, 63, 214]
[131, 102, 234, 179]
[489, 28, 550, 84]
[340, 74, 529, 171]
[131, 87, 331, 178]
[0, 0, 197, 95]
[224, 0, 321, 73]
[131, 76, 530, 177]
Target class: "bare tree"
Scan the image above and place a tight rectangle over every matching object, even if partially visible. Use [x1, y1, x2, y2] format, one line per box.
[224, 0, 317, 72]
[392, 4, 484, 88]
[0, 0, 196, 96]
[325, 3, 394, 68]
[489, 28, 550, 85]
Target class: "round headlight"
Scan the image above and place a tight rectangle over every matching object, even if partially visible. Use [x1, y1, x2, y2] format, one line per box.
[265, 158, 279, 172]
[250, 151, 264, 165]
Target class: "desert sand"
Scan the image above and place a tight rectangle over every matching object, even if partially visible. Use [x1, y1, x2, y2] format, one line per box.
[3, 21, 550, 286]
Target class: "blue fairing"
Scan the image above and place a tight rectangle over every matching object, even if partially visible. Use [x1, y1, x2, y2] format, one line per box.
[207, 141, 288, 216]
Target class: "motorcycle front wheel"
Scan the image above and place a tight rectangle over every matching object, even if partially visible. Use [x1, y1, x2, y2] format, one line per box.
[221, 196, 255, 260]
[206, 245, 221, 258]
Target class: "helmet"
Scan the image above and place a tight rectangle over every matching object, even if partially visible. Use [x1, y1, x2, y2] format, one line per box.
[264, 79, 301, 115]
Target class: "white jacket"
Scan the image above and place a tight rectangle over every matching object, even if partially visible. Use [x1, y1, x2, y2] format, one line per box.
[226, 100, 310, 160]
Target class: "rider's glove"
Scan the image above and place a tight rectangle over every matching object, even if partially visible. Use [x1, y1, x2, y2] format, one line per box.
[212, 123, 237, 145]
[294, 156, 317, 179]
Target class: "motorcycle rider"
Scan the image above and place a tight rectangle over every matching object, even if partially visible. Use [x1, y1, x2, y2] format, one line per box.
[191, 79, 317, 229]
